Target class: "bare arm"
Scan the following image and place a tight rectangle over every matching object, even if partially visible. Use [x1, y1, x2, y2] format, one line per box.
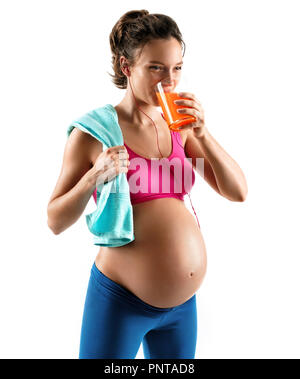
[47, 128, 129, 235]
[47, 128, 102, 235]
[185, 128, 248, 202]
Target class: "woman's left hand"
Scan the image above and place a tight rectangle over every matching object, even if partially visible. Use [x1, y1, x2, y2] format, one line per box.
[174, 92, 206, 138]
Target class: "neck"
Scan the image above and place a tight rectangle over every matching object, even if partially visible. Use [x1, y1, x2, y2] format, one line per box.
[117, 89, 160, 128]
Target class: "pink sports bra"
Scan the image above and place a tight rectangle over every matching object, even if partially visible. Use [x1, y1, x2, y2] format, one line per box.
[125, 130, 195, 205]
[92, 130, 195, 205]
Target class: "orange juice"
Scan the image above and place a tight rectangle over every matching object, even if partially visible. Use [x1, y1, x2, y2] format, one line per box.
[156, 92, 197, 131]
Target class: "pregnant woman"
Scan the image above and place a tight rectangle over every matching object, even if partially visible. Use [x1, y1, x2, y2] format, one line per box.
[47, 10, 247, 359]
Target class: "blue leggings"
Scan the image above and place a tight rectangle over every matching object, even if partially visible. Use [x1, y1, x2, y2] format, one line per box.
[79, 262, 198, 359]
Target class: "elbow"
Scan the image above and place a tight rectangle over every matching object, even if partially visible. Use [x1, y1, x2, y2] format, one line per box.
[235, 193, 247, 202]
[234, 187, 248, 202]
[221, 187, 248, 202]
[47, 218, 61, 235]
[236, 174, 248, 202]
[239, 183, 248, 202]
[47, 202, 62, 235]
[47, 208, 62, 235]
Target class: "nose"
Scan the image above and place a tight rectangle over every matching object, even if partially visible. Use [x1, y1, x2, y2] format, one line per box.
[161, 68, 179, 88]
[162, 73, 173, 85]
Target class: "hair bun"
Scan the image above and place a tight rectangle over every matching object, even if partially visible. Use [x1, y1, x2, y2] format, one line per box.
[111, 10, 149, 50]
[122, 9, 149, 22]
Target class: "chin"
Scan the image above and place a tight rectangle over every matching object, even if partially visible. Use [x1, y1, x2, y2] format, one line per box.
[150, 95, 160, 107]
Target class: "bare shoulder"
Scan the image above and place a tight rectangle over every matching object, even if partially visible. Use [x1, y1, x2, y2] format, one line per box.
[68, 127, 103, 166]
[47, 128, 103, 205]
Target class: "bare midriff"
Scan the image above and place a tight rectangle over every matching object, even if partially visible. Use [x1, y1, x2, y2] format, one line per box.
[95, 197, 207, 308]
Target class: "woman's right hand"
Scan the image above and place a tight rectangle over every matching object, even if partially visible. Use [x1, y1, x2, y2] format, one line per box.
[91, 145, 130, 186]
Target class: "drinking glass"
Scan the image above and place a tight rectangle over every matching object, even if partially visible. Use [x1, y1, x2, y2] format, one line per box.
[155, 80, 196, 131]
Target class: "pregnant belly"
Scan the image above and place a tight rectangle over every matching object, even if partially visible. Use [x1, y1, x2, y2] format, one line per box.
[95, 198, 207, 308]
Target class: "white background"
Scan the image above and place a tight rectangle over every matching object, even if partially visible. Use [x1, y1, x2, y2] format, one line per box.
[1, 0, 299, 359]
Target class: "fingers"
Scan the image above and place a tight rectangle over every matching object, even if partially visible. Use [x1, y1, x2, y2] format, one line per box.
[97, 145, 129, 170]
[178, 124, 194, 131]
[176, 107, 197, 117]
[175, 92, 202, 111]
[107, 145, 128, 156]
[174, 99, 201, 113]
[174, 99, 194, 107]
[109, 145, 130, 169]
[109, 145, 128, 152]
[177, 92, 195, 99]
[94, 145, 130, 186]
[107, 145, 129, 160]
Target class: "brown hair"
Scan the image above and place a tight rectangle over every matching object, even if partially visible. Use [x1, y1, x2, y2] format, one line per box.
[109, 9, 186, 89]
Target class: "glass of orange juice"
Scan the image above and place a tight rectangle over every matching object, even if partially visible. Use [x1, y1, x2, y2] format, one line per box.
[155, 80, 197, 131]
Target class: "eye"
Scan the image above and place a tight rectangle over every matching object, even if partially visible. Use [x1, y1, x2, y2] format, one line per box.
[149, 66, 162, 71]
[149, 65, 183, 71]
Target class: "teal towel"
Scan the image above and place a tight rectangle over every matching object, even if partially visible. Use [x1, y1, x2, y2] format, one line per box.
[66, 104, 135, 247]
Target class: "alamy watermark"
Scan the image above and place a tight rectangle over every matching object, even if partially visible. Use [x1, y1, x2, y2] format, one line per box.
[95, 155, 205, 195]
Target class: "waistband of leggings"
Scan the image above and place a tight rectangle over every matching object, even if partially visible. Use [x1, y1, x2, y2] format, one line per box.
[91, 262, 195, 313]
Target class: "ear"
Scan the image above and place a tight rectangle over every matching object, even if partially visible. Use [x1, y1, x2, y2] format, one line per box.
[120, 56, 131, 76]
[123, 65, 130, 76]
